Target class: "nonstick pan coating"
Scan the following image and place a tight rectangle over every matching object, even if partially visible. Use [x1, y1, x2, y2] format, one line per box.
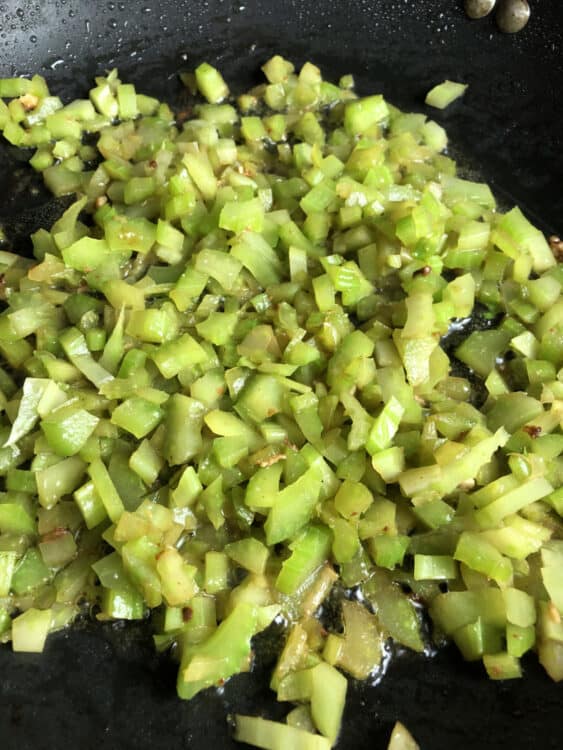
[0, 2, 562, 749]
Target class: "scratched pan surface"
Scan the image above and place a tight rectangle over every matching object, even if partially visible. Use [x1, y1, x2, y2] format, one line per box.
[0, 1, 562, 749]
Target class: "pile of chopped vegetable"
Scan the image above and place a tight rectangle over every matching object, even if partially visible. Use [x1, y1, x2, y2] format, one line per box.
[0, 55, 562, 749]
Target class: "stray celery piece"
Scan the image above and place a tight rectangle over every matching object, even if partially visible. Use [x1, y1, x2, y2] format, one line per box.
[425, 80, 468, 109]
[195, 62, 230, 103]
[235, 715, 331, 750]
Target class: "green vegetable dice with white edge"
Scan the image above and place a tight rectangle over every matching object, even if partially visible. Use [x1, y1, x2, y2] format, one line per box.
[0, 55, 561, 749]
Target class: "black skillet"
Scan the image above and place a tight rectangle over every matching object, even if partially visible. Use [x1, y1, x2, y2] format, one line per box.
[0, 1, 562, 749]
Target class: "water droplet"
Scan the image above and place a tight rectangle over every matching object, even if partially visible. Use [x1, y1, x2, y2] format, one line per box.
[118, 1, 125, 9]
[49, 58, 65, 69]
[16, 7, 24, 18]
[142, 6, 152, 12]
[85, 19, 90, 33]
[180, 52, 188, 61]
[107, 0, 115, 8]
[108, 18, 117, 28]
[29, 33, 36, 42]
[68, 9, 74, 17]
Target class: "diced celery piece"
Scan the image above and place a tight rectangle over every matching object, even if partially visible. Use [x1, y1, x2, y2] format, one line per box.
[425, 80, 467, 109]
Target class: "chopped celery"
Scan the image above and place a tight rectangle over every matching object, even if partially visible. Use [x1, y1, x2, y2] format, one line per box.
[425, 80, 468, 109]
[234, 715, 331, 750]
[0, 54, 561, 747]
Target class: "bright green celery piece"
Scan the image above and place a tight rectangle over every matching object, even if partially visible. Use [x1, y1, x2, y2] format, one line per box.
[230, 231, 283, 287]
[195, 62, 229, 103]
[244, 462, 283, 510]
[506, 623, 535, 658]
[41, 405, 99, 456]
[12, 608, 52, 652]
[36, 456, 86, 509]
[121, 535, 162, 607]
[431, 427, 510, 499]
[365, 396, 404, 455]
[234, 715, 331, 750]
[425, 80, 467, 109]
[195, 311, 238, 346]
[264, 463, 324, 545]
[453, 617, 503, 661]
[178, 602, 277, 700]
[87, 458, 124, 522]
[344, 95, 389, 135]
[129, 439, 164, 486]
[474, 476, 554, 528]
[105, 216, 156, 255]
[163, 394, 205, 465]
[219, 198, 264, 233]
[365, 581, 424, 652]
[194, 248, 242, 291]
[152, 333, 207, 379]
[414, 554, 457, 581]
[101, 588, 146, 619]
[110, 397, 164, 439]
[334, 479, 373, 519]
[62, 236, 128, 271]
[235, 374, 287, 424]
[0, 550, 17, 596]
[495, 207, 555, 274]
[39, 530, 77, 567]
[225, 537, 269, 575]
[454, 532, 512, 585]
[483, 652, 522, 680]
[5, 378, 50, 446]
[60, 327, 114, 388]
[156, 547, 199, 607]
[429, 588, 506, 635]
[309, 662, 347, 743]
[368, 535, 410, 570]
[73, 480, 107, 529]
[276, 524, 332, 594]
[11, 548, 50, 594]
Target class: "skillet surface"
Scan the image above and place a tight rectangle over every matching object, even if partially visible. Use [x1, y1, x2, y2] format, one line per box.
[0, 1, 562, 748]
